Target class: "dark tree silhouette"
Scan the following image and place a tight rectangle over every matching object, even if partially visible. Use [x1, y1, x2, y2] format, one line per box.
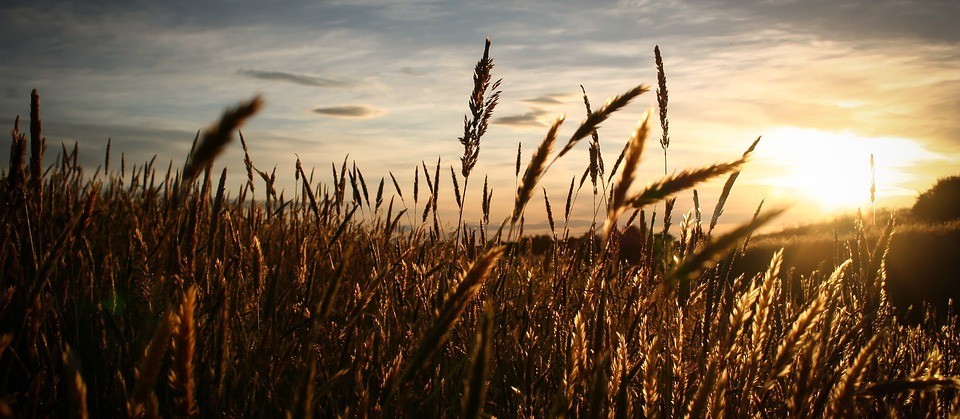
[912, 175, 960, 222]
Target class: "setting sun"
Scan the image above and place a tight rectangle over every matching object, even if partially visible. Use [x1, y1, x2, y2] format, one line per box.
[756, 127, 939, 212]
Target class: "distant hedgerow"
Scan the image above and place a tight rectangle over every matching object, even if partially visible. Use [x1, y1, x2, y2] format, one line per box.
[912, 175, 960, 222]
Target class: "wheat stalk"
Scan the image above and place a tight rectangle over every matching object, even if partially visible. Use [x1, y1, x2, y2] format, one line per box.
[399, 246, 505, 386]
[510, 116, 564, 230]
[29, 89, 45, 206]
[169, 286, 197, 417]
[764, 266, 839, 389]
[130, 309, 175, 416]
[859, 376, 960, 398]
[709, 136, 761, 234]
[604, 109, 651, 239]
[667, 208, 784, 292]
[182, 95, 263, 182]
[555, 84, 648, 162]
[655, 46, 669, 175]
[287, 358, 316, 419]
[459, 38, 501, 179]
[627, 159, 747, 210]
[580, 85, 604, 192]
[827, 333, 884, 416]
[462, 304, 494, 419]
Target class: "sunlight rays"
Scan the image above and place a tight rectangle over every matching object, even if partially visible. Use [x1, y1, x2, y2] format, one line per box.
[755, 127, 941, 212]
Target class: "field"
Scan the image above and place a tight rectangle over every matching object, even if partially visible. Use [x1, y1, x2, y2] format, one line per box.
[738, 214, 960, 320]
[2, 45, 960, 418]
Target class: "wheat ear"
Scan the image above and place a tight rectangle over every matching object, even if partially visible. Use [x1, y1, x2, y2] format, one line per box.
[183, 95, 263, 182]
[604, 109, 651, 239]
[511, 116, 564, 228]
[130, 309, 175, 416]
[399, 246, 505, 386]
[462, 305, 495, 419]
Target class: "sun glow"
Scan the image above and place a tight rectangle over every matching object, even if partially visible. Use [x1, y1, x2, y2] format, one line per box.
[756, 127, 939, 212]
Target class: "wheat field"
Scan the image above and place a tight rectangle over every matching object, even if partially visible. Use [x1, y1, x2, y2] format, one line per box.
[1, 41, 959, 418]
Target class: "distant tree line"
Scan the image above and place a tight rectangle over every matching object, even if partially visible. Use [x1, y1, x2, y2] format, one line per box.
[912, 175, 960, 222]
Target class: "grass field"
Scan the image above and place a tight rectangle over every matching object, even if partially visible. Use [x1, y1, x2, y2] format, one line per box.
[2, 43, 959, 418]
[739, 213, 960, 319]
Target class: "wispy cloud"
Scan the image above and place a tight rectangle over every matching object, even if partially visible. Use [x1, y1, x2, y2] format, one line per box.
[237, 69, 354, 87]
[494, 109, 548, 127]
[312, 105, 383, 118]
[401, 67, 429, 76]
[522, 94, 568, 106]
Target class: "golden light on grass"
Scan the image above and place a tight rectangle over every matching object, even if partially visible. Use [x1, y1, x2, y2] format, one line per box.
[7, 43, 960, 418]
[756, 127, 941, 212]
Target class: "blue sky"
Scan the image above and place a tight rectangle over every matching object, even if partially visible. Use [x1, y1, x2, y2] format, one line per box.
[2, 0, 958, 232]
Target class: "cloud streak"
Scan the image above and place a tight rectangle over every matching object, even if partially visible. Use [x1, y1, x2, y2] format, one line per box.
[237, 69, 354, 87]
[312, 105, 383, 118]
[522, 94, 568, 106]
[494, 109, 548, 127]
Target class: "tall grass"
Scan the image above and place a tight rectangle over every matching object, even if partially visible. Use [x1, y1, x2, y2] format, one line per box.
[0, 43, 958, 418]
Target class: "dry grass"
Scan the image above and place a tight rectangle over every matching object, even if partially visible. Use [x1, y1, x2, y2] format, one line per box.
[0, 43, 958, 418]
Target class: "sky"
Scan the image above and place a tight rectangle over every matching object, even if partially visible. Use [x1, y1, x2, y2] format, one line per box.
[1, 0, 958, 234]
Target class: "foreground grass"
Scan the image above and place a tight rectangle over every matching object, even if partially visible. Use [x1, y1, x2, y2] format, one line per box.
[3, 47, 960, 417]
